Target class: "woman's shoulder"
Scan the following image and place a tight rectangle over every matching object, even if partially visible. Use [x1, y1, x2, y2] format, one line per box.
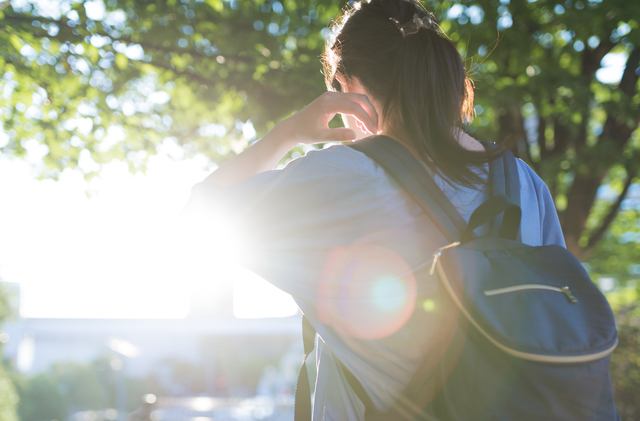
[284, 143, 385, 179]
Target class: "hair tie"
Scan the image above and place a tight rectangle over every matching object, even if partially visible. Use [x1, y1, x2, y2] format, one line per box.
[389, 13, 437, 38]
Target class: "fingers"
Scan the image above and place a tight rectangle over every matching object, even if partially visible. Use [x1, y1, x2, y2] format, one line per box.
[321, 128, 356, 142]
[322, 92, 379, 135]
[340, 93, 379, 133]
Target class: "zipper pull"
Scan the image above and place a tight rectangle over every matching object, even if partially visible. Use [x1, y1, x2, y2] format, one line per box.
[429, 241, 460, 276]
[429, 252, 441, 276]
[561, 286, 578, 304]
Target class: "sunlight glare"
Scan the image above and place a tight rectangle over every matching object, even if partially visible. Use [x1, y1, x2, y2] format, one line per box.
[0, 151, 290, 319]
[232, 266, 299, 319]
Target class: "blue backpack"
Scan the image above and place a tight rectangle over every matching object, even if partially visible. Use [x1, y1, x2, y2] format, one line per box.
[294, 135, 619, 421]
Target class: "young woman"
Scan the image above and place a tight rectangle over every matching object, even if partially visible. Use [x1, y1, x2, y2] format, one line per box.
[184, 0, 565, 419]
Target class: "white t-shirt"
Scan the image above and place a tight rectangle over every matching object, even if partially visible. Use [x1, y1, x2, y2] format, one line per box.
[183, 144, 565, 421]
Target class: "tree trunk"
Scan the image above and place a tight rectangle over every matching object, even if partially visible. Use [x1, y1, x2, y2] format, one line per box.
[498, 105, 528, 155]
[561, 173, 605, 260]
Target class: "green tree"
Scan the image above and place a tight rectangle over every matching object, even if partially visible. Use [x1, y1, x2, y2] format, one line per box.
[13, 373, 67, 421]
[13, 357, 167, 420]
[0, 283, 19, 421]
[1, 0, 638, 263]
[0, 0, 338, 176]
[587, 189, 640, 282]
[606, 288, 640, 420]
[0, 367, 18, 421]
[51, 361, 110, 412]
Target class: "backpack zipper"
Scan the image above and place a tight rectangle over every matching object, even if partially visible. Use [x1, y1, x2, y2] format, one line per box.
[484, 284, 578, 303]
[429, 241, 460, 276]
[433, 260, 618, 363]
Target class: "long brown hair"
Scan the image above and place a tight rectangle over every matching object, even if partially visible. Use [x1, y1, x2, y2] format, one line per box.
[323, 0, 495, 187]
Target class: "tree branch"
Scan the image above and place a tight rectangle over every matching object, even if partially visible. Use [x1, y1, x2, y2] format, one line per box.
[578, 48, 640, 254]
[562, 172, 606, 258]
[582, 39, 616, 80]
[601, 47, 640, 149]
[619, 47, 640, 97]
[146, 60, 219, 87]
[1, 13, 254, 63]
[8, 28, 258, 90]
[585, 168, 637, 252]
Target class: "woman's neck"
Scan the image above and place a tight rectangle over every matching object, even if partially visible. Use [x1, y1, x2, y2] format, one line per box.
[457, 130, 484, 151]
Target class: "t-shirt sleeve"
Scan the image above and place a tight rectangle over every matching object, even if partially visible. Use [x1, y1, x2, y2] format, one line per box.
[538, 180, 567, 248]
[519, 161, 567, 248]
[181, 146, 378, 311]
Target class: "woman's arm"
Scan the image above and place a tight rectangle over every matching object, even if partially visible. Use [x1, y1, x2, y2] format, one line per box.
[204, 92, 379, 189]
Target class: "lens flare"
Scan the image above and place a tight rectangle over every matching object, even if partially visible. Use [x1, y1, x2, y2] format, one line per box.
[422, 299, 436, 312]
[371, 277, 408, 314]
[319, 243, 416, 339]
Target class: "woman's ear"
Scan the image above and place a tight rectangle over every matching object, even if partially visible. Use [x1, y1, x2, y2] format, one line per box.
[335, 72, 350, 92]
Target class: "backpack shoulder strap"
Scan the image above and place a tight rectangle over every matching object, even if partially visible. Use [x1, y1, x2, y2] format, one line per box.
[349, 136, 466, 243]
[504, 149, 521, 206]
[481, 141, 521, 240]
[483, 141, 520, 206]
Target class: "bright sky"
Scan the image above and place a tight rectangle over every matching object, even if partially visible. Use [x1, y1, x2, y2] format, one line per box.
[0, 149, 298, 319]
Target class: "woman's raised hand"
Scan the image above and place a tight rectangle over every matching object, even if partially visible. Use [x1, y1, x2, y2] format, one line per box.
[204, 92, 378, 188]
[276, 91, 379, 146]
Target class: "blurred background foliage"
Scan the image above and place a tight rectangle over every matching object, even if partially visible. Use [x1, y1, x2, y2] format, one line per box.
[1, 0, 639, 418]
[7, 349, 292, 421]
[607, 287, 640, 420]
[10, 358, 165, 421]
[0, 285, 19, 421]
